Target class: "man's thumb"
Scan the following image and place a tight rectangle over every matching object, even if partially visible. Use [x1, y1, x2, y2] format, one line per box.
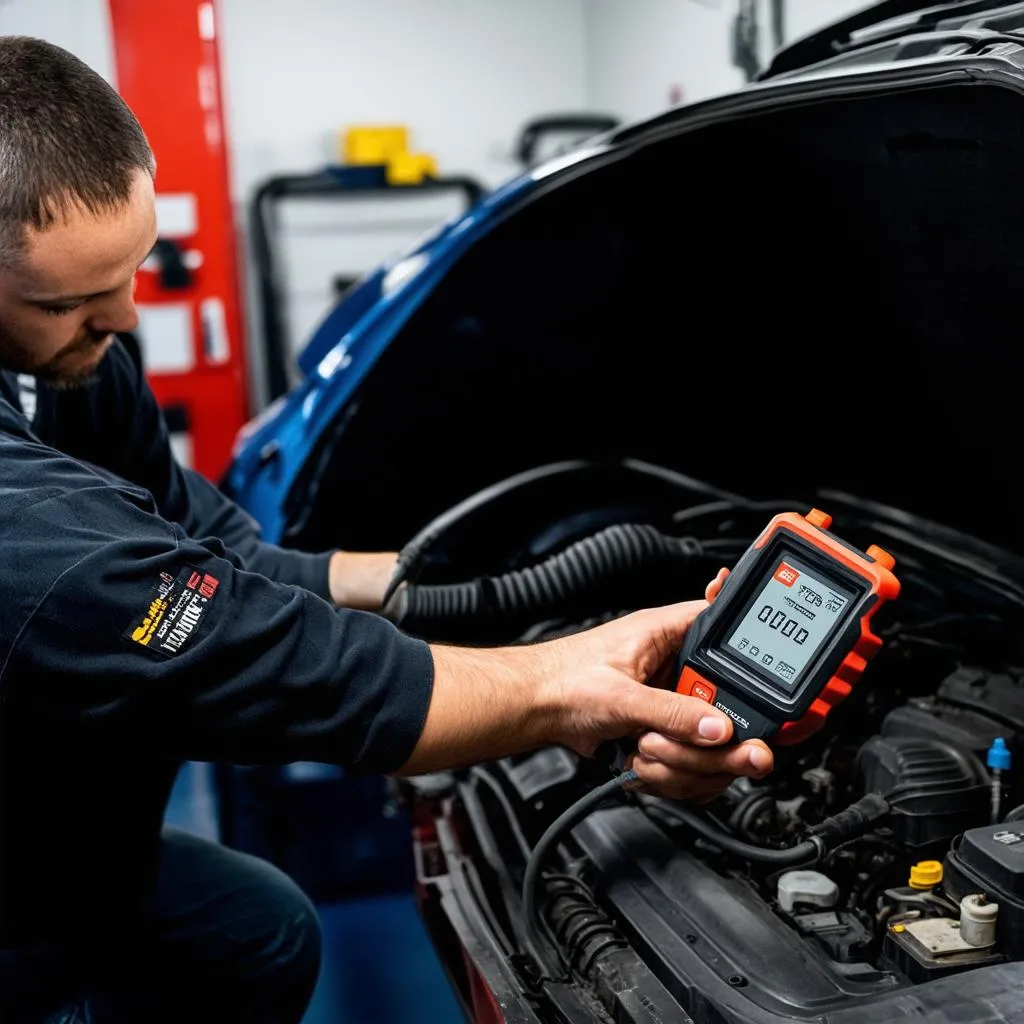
[621, 684, 734, 745]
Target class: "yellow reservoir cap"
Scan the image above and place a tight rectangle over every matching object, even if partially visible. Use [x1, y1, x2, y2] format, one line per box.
[909, 860, 943, 889]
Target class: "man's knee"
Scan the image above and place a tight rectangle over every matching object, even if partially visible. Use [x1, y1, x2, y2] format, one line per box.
[147, 829, 323, 1014]
[202, 848, 323, 1005]
[247, 857, 323, 991]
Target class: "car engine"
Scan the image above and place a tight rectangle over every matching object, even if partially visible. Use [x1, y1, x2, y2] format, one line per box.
[391, 459, 1024, 1023]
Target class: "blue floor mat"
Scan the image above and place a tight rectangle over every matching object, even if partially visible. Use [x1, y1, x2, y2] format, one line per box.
[303, 893, 464, 1024]
[165, 763, 464, 1023]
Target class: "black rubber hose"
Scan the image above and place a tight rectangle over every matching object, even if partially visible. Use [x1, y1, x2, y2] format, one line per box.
[391, 523, 703, 626]
[547, 886, 628, 977]
[807, 793, 891, 848]
[649, 800, 822, 867]
[728, 789, 776, 840]
[646, 792, 891, 865]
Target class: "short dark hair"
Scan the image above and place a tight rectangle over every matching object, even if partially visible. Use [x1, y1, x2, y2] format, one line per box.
[0, 35, 155, 265]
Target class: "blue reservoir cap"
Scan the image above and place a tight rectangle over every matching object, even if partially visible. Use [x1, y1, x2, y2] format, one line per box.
[987, 737, 1012, 771]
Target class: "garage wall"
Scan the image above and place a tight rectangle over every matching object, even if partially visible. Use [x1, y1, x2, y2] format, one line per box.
[0, 0, 116, 82]
[584, 0, 874, 125]
[217, 0, 587, 201]
[213, 0, 588, 393]
[584, 0, 745, 123]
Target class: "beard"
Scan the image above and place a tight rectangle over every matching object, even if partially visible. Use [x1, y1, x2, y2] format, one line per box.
[34, 348, 107, 389]
[0, 327, 113, 390]
[36, 365, 103, 390]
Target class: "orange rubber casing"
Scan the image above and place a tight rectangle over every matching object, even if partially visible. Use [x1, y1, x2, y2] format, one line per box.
[676, 509, 901, 746]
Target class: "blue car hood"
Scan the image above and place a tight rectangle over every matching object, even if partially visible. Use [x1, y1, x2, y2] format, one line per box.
[227, 47, 1024, 557]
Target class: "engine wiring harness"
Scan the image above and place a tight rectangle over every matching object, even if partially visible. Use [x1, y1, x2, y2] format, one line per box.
[389, 459, 1024, 994]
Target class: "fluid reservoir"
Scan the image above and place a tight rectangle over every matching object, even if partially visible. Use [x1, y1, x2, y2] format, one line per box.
[777, 870, 839, 913]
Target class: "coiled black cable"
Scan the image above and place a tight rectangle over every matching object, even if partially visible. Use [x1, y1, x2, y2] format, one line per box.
[390, 523, 703, 626]
[547, 883, 629, 978]
[523, 770, 638, 968]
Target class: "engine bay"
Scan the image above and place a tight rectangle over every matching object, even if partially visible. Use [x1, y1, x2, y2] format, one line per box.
[394, 459, 1024, 1022]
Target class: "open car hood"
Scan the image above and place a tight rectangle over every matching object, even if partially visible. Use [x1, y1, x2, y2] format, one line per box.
[762, 0, 1024, 78]
[227, 16, 1024, 566]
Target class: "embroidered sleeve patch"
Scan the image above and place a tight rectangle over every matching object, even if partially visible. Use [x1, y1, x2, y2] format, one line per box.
[124, 566, 220, 658]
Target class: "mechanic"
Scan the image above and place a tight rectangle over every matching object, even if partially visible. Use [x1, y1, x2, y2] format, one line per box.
[0, 35, 775, 1024]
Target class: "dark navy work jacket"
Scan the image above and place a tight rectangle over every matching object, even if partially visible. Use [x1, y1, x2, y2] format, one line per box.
[0, 338, 432, 947]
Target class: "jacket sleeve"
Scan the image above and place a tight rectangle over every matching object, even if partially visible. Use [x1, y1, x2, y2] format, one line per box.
[99, 338, 335, 600]
[178, 465, 335, 599]
[1, 475, 433, 772]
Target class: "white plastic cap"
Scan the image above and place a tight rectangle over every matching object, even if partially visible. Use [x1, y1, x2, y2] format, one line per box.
[777, 870, 840, 913]
[960, 893, 999, 947]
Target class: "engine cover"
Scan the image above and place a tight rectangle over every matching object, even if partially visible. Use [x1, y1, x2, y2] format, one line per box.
[856, 735, 991, 851]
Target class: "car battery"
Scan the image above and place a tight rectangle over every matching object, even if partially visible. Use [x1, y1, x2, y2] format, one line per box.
[943, 823, 1024, 961]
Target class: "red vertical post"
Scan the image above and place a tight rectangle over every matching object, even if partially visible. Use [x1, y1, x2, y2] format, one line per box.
[107, 0, 251, 482]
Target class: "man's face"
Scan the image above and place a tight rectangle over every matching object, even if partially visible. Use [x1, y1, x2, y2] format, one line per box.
[0, 169, 157, 389]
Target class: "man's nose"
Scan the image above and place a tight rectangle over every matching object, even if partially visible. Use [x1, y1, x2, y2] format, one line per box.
[88, 287, 140, 335]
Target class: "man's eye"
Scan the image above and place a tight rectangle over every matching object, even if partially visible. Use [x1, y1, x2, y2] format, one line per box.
[41, 304, 81, 317]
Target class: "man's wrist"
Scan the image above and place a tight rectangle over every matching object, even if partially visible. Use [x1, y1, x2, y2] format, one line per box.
[435, 639, 567, 749]
[526, 639, 571, 749]
[511, 639, 568, 749]
[396, 638, 569, 775]
[328, 550, 400, 611]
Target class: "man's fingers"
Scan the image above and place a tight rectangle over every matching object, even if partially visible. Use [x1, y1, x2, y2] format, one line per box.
[622, 686, 734, 746]
[705, 567, 729, 603]
[627, 599, 709, 663]
[630, 736, 774, 800]
[637, 733, 773, 777]
[631, 759, 737, 801]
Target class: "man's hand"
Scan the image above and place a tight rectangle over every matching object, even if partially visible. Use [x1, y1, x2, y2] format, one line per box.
[398, 568, 774, 800]
[540, 568, 772, 799]
[328, 550, 399, 612]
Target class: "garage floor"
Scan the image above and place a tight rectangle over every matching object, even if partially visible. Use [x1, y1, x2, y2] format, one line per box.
[164, 762, 464, 1024]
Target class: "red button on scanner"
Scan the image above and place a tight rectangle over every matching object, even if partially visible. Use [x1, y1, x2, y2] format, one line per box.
[692, 682, 716, 703]
[677, 666, 717, 704]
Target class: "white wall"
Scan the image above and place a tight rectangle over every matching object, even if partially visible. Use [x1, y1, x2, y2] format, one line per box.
[214, 0, 588, 396]
[785, 0, 876, 43]
[584, 0, 875, 126]
[0, 0, 588, 404]
[585, 0, 744, 124]
[0, 0, 115, 82]
[217, 0, 587, 201]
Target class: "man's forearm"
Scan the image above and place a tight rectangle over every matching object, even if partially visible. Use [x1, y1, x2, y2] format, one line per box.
[393, 641, 563, 776]
[386, 597, 776, 802]
[329, 550, 399, 611]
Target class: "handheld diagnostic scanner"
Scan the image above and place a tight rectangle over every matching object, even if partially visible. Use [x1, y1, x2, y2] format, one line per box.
[674, 508, 900, 746]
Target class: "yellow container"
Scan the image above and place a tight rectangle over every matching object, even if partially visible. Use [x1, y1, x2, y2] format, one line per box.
[343, 125, 409, 166]
[387, 151, 438, 186]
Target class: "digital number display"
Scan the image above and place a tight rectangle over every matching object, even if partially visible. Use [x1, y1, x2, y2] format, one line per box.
[722, 555, 855, 691]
